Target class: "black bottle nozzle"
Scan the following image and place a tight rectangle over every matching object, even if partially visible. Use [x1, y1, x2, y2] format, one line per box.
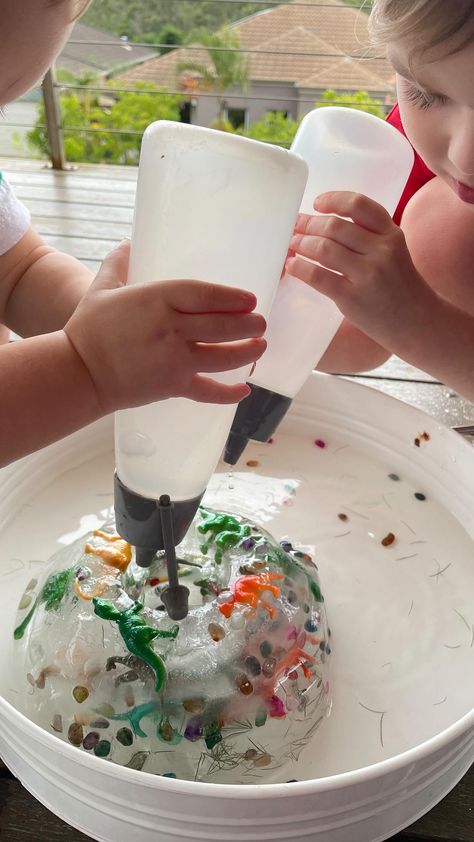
[157, 495, 189, 621]
[224, 383, 292, 465]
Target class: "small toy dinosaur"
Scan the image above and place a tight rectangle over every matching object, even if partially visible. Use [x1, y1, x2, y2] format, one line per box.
[93, 598, 179, 692]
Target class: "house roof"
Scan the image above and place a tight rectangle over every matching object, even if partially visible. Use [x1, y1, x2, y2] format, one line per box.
[117, 0, 394, 95]
[57, 22, 156, 79]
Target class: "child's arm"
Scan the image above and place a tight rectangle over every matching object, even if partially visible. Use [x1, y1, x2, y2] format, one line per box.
[287, 191, 474, 401]
[0, 240, 266, 466]
[0, 226, 92, 336]
[316, 319, 391, 373]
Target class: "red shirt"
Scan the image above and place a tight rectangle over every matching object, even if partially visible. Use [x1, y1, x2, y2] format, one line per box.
[386, 103, 435, 224]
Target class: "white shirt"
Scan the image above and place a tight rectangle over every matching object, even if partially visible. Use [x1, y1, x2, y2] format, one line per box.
[0, 170, 30, 256]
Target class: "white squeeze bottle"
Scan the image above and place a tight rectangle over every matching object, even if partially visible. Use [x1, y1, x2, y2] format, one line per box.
[114, 121, 308, 589]
[224, 106, 414, 464]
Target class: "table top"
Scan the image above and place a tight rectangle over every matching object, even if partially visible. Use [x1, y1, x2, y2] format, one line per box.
[1, 360, 473, 842]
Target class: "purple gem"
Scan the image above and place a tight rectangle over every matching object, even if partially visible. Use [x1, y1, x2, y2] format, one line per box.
[241, 538, 255, 550]
[184, 717, 202, 742]
[82, 731, 100, 751]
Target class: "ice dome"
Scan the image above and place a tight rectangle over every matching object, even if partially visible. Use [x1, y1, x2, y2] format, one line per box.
[13, 508, 331, 783]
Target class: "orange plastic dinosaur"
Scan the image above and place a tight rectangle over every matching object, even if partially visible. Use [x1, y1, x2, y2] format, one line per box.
[219, 572, 284, 619]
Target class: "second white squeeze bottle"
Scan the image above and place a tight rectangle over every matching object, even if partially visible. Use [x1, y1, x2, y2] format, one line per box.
[224, 106, 415, 464]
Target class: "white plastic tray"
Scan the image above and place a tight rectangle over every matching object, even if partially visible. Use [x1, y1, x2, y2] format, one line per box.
[0, 373, 473, 842]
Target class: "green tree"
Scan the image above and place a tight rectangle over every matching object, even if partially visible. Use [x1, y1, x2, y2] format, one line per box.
[315, 89, 386, 118]
[136, 24, 184, 52]
[241, 111, 299, 147]
[83, 2, 286, 41]
[28, 84, 182, 165]
[176, 27, 248, 125]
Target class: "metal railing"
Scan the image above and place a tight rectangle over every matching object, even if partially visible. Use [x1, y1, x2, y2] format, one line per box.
[2, 1, 386, 169]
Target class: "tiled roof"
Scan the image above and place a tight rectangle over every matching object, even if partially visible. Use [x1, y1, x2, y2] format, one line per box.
[58, 22, 156, 79]
[118, 0, 393, 94]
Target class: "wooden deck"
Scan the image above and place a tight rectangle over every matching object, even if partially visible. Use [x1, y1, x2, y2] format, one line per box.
[0, 155, 473, 842]
[1, 156, 136, 274]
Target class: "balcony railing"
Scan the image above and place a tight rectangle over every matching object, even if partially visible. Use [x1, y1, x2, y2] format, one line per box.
[1, 0, 384, 170]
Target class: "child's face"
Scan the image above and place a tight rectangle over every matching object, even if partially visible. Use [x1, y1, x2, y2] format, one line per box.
[390, 37, 474, 205]
[0, 1, 79, 107]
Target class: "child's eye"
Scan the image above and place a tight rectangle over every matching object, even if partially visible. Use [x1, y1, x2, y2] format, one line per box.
[403, 80, 448, 110]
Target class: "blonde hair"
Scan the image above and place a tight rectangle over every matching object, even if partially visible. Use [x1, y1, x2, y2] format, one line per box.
[369, 0, 474, 58]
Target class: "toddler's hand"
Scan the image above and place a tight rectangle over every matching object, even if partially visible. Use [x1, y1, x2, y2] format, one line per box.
[286, 191, 435, 350]
[64, 240, 266, 413]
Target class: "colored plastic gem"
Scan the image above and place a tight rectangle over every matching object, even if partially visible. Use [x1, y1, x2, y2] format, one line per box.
[93, 739, 111, 757]
[116, 727, 134, 746]
[208, 622, 225, 641]
[67, 722, 83, 746]
[72, 685, 89, 704]
[82, 731, 100, 750]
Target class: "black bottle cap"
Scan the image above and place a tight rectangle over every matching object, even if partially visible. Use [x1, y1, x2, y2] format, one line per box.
[224, 383, 292, 465]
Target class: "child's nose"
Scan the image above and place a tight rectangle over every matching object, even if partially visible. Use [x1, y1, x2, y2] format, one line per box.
[448, 110, 474, 178]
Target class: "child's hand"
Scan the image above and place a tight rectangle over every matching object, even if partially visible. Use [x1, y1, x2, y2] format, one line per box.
[286, 191, 436, 351]
[64, 240, 266, 412]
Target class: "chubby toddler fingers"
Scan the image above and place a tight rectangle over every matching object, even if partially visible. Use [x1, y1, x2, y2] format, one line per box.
[161, 279, 258, 314]
[313, 192, 394, 234]
[92, 239, 130, 291]
[191, 337, 266, 373]
[182, 312, 266, 343]
[185, 376, 251, 404]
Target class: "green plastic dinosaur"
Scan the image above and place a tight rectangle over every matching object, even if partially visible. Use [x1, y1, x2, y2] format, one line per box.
[93, 598, 179, 692]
